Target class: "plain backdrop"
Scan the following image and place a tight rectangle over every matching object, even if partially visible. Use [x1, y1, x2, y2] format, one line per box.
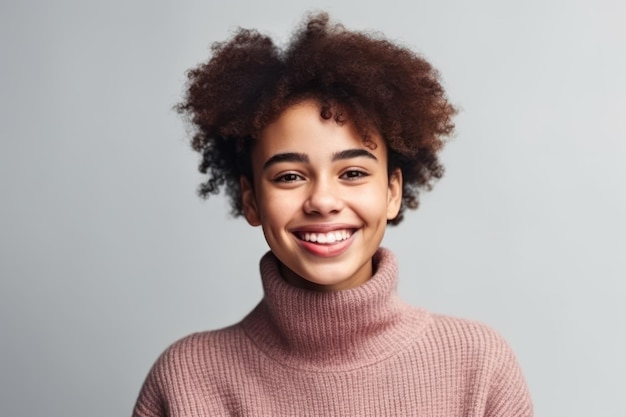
[1, 0, 624, 416]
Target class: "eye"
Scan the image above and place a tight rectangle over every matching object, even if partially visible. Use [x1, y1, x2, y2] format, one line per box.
[273, 172, 304, 183]
[340, 169, 369, 180]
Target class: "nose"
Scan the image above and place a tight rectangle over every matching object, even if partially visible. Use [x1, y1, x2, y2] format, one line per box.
[303, 177, 345, 215]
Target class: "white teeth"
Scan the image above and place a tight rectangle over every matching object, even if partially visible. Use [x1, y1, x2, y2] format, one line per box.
[299, 230, 352, 244]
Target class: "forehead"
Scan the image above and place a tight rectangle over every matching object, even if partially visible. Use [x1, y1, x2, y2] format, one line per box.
[253, 100, 385, 162]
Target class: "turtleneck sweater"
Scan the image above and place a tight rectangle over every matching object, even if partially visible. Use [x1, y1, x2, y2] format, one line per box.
[133, 248, 533, 416]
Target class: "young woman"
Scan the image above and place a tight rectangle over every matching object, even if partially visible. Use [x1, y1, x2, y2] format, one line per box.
[133, 13, 533, 416]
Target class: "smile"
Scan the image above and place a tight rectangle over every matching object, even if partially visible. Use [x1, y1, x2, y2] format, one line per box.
[296, 230, 353, 244]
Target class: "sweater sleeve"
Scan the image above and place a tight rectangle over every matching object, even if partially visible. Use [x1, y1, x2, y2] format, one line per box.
[484, 338, 534, 417]
[131, 332, 220, 417]
[132, 361, 167, 417]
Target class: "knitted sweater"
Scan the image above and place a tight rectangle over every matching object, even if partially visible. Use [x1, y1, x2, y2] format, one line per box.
[133, 249, 533, 416]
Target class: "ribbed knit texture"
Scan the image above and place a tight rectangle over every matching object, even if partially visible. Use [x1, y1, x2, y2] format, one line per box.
[133, 249, 533, 416]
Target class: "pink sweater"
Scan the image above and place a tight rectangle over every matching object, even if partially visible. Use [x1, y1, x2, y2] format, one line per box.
[133, 249, 533, 416]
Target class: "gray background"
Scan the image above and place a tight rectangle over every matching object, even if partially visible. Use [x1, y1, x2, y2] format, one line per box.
[1, 0, 624, 416]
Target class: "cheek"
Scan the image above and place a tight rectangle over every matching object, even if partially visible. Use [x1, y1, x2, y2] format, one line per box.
[348, 186, 390, 218]
[258, 191, 302, 224]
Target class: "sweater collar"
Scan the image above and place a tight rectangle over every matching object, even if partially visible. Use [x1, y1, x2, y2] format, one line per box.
[241, 248, 429, 371]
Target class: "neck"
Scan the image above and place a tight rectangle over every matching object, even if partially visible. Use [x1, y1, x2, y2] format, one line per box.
[277, 260, 373, 292]
[241, 248, 430, 371]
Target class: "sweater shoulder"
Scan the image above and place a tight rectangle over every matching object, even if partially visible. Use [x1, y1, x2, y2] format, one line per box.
[427, 313, 512, 353]
[418, 312, 523, 374]
[133, 325, 248, 417]
[153, 324, 246, 374]
[421, 314, 533, 416]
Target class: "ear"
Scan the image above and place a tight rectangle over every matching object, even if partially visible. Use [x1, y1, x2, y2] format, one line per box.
[386, 168, 403, 220]
[240, 176, 261, 226]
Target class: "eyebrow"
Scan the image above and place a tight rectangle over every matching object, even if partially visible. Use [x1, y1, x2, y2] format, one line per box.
[263, 153, 309, 170]
[262, 148, 377, 170]
[331, 149, 378, 162]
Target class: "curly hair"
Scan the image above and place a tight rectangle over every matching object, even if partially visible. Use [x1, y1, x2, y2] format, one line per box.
[177, 12, 456, 225]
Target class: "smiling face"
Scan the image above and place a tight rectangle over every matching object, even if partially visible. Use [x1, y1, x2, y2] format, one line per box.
[241, 100, 402, 291]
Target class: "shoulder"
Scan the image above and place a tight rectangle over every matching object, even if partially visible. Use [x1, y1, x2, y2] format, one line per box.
[421, 314, 533, 416]
[425, 313, 513, 356]
[416, 313, 525, 391]
[138, 324, 248, 398]
[151, 324, 246, 377]
[133, 326, 247, 417]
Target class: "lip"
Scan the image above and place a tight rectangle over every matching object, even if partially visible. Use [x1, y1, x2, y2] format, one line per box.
[291, 224, 359, 258]
[290, 223, 359, 233]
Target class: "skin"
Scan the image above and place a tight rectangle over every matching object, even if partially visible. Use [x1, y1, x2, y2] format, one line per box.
[241, 100, 402, 292]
